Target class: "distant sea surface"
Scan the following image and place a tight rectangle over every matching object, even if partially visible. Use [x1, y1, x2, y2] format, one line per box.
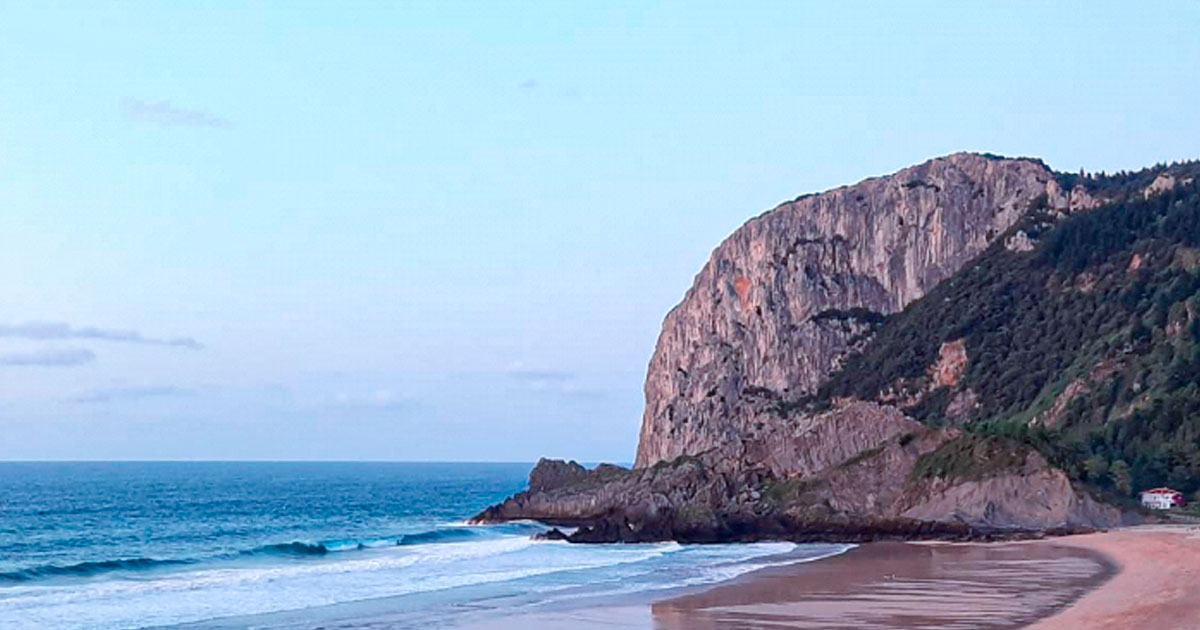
[0, 462, 846, 629]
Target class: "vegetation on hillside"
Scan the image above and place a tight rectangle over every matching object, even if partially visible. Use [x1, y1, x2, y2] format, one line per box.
[808, 161, 1200, 498]
[911, 435, 1031, 481]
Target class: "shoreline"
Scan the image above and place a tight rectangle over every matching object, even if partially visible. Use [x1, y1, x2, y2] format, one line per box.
[457, 525, 1200, 629]
[456, 533, 1117, 630]
[648, 538, 1113, 630]
[172, 526, 1200, 630]
[1023, 525, 1200, 629]
[650, 525, 1200, 630]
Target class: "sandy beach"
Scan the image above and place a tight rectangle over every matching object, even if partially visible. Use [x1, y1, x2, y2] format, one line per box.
[1025, 526, 1200, 630]
[648, 540, 1111, 630]
[454, 526, 1200, 630]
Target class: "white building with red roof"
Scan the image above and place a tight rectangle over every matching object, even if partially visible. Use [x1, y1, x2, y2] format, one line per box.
[1140, 487, 1186, 510]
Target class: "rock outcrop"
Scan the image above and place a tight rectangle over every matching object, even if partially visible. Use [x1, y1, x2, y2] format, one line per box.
[472, 152, 1166, 543]
[474, 416, 1125, 543]
[898, 466, 1121, 531]
[1142, 172, 1194, 199]
[636, 153, 1072, 468]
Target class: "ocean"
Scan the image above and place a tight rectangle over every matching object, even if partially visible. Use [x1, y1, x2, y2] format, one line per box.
[0, 462, 848, 629]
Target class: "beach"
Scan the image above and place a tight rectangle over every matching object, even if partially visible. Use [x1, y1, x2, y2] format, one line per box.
[9, 463, 1196, 630]
[1026, 526, 1200, 630]
[459, 526, 1200, 630]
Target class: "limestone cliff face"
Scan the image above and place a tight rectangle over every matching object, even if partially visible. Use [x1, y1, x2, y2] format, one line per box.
[473, 152, 1149, 542]
[637, 153, 1084, 468]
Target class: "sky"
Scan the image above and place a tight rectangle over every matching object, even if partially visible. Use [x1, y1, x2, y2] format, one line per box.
[0, 1, 1197, 461]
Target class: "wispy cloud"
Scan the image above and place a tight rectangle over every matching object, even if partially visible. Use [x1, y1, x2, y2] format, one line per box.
[506, 367, 574, 383]
[72, 385, 195, 404]
[505, 362, 605, 399]
[122, 99, 233, 129]
[0, 348, 96, 367]
[0, 322, 203, 350]
[332, 388, 407, 409]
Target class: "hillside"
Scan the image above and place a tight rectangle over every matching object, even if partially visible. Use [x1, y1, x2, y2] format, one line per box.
[815, 162, 1200, 502]
[636, 153, 1073, 468]
[474, 155, 1200, 542]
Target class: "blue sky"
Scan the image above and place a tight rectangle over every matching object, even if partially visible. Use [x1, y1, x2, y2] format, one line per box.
[0, 1, 1197, 461]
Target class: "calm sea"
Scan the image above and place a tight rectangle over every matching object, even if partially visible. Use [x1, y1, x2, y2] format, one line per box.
[0, 462, 847, 629]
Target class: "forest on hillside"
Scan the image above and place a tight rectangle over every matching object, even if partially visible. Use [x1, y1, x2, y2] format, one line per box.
[809, 161, 1200, 501]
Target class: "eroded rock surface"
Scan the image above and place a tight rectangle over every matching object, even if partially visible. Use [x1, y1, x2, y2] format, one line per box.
[474, 411, 1123, 543]
[637, 153, 1067, 468]
[474, 153, 1144, 543]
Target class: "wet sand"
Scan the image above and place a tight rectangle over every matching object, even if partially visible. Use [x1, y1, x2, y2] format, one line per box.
[1025, 526, 1200, 630]
[650, 541, 1112, 630]
[457, 539, 1115, 630]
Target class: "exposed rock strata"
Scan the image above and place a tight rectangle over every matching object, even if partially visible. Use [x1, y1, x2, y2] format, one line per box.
[637, 153, 1075, 468]
[475, 153, 1144, 543]
[898, 466, 1120, 530]
[741, 401, 920, 478]
[474, 415, 1125, 543]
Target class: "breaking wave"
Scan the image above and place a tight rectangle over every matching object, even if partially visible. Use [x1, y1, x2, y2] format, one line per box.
[0, 523, 544, 584]
[0, 557, 193, 583]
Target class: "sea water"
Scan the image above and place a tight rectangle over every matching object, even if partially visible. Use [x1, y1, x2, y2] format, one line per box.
[0, 462, 849, 629]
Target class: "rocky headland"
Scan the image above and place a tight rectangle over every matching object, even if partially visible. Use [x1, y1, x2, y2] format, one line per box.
[474, 153, 1200, 542]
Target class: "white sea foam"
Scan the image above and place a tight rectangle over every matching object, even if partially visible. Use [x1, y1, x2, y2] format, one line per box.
[0, 532, 696, 630]
[0, 527, 849, 630]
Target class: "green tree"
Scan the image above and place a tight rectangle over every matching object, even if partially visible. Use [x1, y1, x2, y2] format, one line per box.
[1084, 456, 1110, 484]
[1110, 460, 1133, 496]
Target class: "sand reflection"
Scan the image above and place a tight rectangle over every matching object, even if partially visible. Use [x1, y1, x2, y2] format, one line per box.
[652, 542, 1114, 630]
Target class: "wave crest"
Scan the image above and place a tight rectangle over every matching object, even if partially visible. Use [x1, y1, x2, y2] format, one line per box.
[0, 523, 549, 584]
[0, 557, 191, 583]
[246, 541, 330, 557]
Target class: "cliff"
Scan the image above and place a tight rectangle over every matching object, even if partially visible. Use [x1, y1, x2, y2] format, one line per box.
[474, 154, 1200, 542]
[637, 153, 1098, 468]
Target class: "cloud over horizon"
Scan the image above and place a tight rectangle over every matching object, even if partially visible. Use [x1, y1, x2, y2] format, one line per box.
[0, 348, 96, 367]
[331, 388, 408, 409]
[121, 99, 233, 128]
[72, 385, 196, 404]
[0, 322, 203, 350]
[505, 363, 605, 399]
[505, 366, 574, 383]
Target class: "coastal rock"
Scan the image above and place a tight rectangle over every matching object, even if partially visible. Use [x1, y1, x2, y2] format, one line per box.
[636, 153, 1059, 468]
[473, 153, 1191, 543]
[474, 412, 1123, 542]
[899, 466, 1124, 529]
[746, 401, 922, 477]
[528, 458, 589, 493]
[472, 457, 738, 541]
